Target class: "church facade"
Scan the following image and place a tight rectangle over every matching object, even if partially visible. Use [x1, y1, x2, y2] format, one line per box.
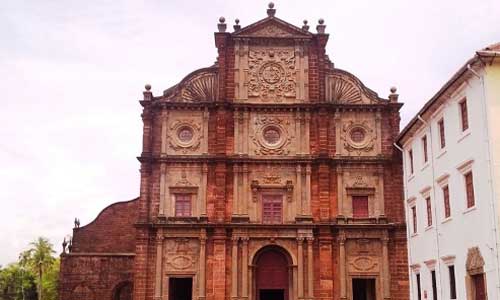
[58, 4, 409, 300]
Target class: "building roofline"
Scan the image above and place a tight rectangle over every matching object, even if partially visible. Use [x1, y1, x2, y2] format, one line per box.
[396, 44, 500, 145]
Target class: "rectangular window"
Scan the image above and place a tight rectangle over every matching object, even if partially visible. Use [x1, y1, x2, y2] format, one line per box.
[411, 206, 418, 234]
[443, 185, 451, 218]
[175, 194, 192, 217]
[416, 273, 422, 300]
[449, 265, 457, 299]
[460, 98, 469, 131]
[438, 118, 446, 149]
[409, 149, 414, 174]
[431, 270, 438, 300]
[465, 171, 475, 208]
[262, 194, 282, 224]
[422, 135, 428, 163]
[426, 197, 432, 226]
[352, 196, 369, 218]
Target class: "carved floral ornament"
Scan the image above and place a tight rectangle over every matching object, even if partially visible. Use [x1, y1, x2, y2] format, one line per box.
[167, 120, 202, 153]
[247, 47, 296, 102]
[341, 121, 376, 154]
[350, 256, 378, 272]
[251, 116, 293, 155]
[165, 238, 197, 271]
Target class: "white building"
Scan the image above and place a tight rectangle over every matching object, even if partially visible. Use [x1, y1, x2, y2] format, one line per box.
[397, 43, 500, 300]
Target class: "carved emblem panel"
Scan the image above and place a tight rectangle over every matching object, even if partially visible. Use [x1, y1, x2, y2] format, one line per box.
[164, 238, 199, 271]
[234, 44, 309, 103]
[164, 111, 208, 155]
[250, 114, 294, 155]
[335, 112, 381, 157]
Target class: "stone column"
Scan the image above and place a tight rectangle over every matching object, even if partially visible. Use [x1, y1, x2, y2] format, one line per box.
[231, 237, 239, 300]
[305, 165, 312, 216]
[297, 237, 304, 299]
[338, 233, 347, 300]
[233, 165, 240, 217]
[295, 110, 302, 154]
[306, 238, 314, 299]
[241, 238, 249, 300]
[305, 111, 310, 154]
[161, 111, 168, 154]
[234, 111, 240, 153]
[154, 234, 164, 299]
[203, 108, 209, 154]
[201, 163, 208, 217]
[242, 164, 249, 217]
[199, 233, 207, 300]
[243, 111, 249, 154]
[296, 165, 303, 217]
[159, 163, 166, 217]
[382, 235, 391, 299]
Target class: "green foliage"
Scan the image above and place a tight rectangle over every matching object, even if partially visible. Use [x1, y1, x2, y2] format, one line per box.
[0, 237, 59, 300]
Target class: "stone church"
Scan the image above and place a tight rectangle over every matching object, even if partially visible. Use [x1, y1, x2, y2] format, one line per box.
[59, 4, 409, 300]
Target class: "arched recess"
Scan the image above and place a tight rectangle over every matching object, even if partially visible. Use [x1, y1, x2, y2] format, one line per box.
[251, 245, 296, 300]
[112, 281, 133, 300]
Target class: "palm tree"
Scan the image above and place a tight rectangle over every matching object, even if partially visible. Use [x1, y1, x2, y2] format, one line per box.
[24, 237, 55, 300]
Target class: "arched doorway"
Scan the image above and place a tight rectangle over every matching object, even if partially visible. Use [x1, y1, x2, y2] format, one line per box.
[254, 246, 292, 300]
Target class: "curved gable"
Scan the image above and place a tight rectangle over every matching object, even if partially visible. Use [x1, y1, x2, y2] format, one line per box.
[325, 69, 387, 104]
[162, 67, 218, 102]
[71, 198, 139, 253]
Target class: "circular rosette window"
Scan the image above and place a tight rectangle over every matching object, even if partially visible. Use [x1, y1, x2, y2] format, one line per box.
[169, 121, 202, 152]
[347, 126, 370, 149]
[259, 124, 288, 149]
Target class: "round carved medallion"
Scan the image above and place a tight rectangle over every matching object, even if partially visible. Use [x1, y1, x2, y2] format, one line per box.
[263, 126, 281, 145]
[259, 62, 285, 84]
[350, 127, 366, 143]
[177, 126, 194, 143]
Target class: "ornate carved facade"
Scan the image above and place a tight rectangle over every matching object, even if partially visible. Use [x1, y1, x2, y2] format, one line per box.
[59, 4, 408, 300]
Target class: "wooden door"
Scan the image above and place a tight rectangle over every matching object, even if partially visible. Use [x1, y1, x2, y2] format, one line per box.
[256, 250, 288, 300]
[472, 274, 486, 300]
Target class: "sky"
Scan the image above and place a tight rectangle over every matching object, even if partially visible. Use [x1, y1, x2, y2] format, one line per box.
[0, 0, 499, 265]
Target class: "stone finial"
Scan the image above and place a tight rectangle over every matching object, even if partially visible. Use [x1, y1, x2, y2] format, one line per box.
[233, 18, 241, 31]
[267, 2, 276, 17]
[302, 20, 310, 31]
[217, 17, 227, 32]
[316, 18, 326, 34]
[62, 237, 68, 254]
[74, 218, 80, 228]
[143, 84, 153, 101]
[389, 86, 399, 103]
[68, 238, 73, 253]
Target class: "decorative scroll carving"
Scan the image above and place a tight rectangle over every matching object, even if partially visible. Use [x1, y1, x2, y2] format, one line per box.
[250, 25, 295, 37]
[175, 171, 194, 187]
[341, 121, 376, 155]
[247, 47, 296, 102]
[349, 256, 379, 272]
[167, 119, 203, 153]
[165, 238, 198, 271]
[163, 68, 218, 102]
[466, 247, 485, 275]
[251, 116, 293, 155]
[250, 179, 294, 203]
[325, 69, 383, 104]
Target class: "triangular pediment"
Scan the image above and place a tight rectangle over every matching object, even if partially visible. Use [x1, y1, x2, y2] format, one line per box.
[233, 17, 312, 38]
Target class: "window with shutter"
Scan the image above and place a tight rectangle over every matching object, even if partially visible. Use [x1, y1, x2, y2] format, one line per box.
[422, 136, 428, 163]
[465, 171, 475, 208]
[438, 118, 446, 149]
[352, 196, 369, 218]
[262, 194, 282, 224]
[460, 98, 469, 131]
[426, 197, 432, 226]
[443, 185, 451, 218]
[175, 194, 192, 217]
[408, 149, 414, 174]
[411, 206, 417, 234]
